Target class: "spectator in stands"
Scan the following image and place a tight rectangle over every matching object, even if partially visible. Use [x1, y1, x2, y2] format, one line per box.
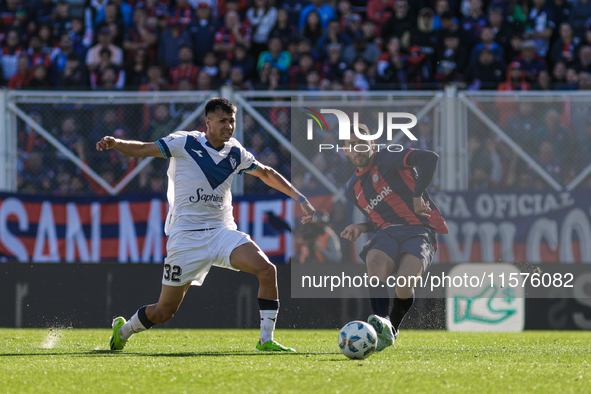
[189, 2, 217, 66]
[550, 22, 580, 67]
[323, 43, 347, 81]
[57, 53, 88, 90]
[28, 64, 51, 89]
[68, 17, 92, 60]
[432, 0, 452, 31]
[54, 169, 73, 195]
[381, 0, 413, 49]
[535, 108, 575, 164]
[569, 0, 591, 38]
[470, 26, 504, 65]
[195, 69, 212, 90]
[435, 31, 468, 83]
[367, 0, 394, 37]
[525, 0, 555, 57]
[550, 0, 572, 34]
[505, 101, 541, 149]
[537, 140, 562, 177]
[135, 0, 168, 31]
[342, 68, 360, 91]
[573, 45, 591, 73]
[97, 0, 133, 30]
[404, 115, 435, 151]
[213, 10, 251, 60]
[289, 51, 315, 89]
[125, 47, 149, 88]
[342, 30, 381, 66]
[169, 45, 198, 89]
[377, 37, 407, 87]
[229, 66, 252, 91]
[411, 8, 437, 64]
[139, 64, 168, 91]
[461, 0, 488, 50]
[535, 69, 552, 90]
[1, 28, 26, 81]
[91, 65, 125, 90]
[144, 104, 178, 141]
[213, 58, 232, 87]
[7, 55, 32, 89]
[201, 51, 218, 77]
[37, 22, 54, 49]
[488, 6, 513, 49]
[157, 21, 192, 69]
[465, 47, 505, 89]
[300, 10, 323, 49]
[50, 33, 78, 85]
[168, 0, 195, 32]
[515, 40, 548, 83]
[299, 0, 336, 30]
[50, 1, 72, 42]
[498, 61, 531, 91]
[552, 61, 567, 87]
[20, 152, 54, 193]
[123, 8, 158, 64]
[232, 44, 256, 81]
[246, 0, 277, 59]
[302, 68, 321, 91]
[56, 116, 81, 171]
[95, 3, 126, 48]
[317, 19, 351, 57]
[269, 8, 297, 48]
[90, 107, 126, 144]
[86, 27, 123, 70]
[26, 36, 52, 70]
[257, 36, 291, 74]
[351, 56, 370, 90]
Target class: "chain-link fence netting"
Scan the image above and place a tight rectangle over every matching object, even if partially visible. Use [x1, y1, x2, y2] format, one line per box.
[14, 93, 212, 196]
[463, 94, 591, 191]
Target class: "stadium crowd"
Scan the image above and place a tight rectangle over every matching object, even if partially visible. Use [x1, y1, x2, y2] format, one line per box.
[8, 0, 591, 198]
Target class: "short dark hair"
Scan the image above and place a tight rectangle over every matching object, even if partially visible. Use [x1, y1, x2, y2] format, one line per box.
[205, 97, 237, 116]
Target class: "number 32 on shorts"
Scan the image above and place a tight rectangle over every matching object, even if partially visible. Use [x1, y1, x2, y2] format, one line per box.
[163, 263, 182, 282]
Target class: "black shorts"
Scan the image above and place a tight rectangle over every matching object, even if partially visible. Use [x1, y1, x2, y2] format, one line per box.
[359, 225, 437, 271]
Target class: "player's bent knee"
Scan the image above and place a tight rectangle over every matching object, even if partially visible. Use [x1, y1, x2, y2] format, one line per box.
[256, 262, 277, 283]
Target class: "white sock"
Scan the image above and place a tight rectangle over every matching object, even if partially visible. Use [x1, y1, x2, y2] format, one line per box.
[119, 311, 148, 341]
[260, 310, 278, 344]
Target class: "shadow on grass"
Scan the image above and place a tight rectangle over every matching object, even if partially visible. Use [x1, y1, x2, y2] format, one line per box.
[0, 350, 340, 357]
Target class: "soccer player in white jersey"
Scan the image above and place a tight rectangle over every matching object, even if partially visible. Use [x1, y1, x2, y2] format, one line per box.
[96, 97, 316, 352]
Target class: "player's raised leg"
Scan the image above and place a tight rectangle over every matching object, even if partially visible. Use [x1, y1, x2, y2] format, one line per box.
[365, 248, 396, 352]
[389, 253, 424, 336]
[110, 282, 191, 350]
[229, 242, 295, 352]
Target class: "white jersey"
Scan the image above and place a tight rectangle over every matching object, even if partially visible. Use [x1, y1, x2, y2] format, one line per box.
[155, 130, 259, 235]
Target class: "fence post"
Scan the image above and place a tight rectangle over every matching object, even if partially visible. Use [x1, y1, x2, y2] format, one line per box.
[0, 89, 17, 192]
[443, 85, 458, 191]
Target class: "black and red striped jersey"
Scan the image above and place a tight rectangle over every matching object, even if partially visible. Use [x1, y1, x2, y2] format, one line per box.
[345, 148, 449, 234]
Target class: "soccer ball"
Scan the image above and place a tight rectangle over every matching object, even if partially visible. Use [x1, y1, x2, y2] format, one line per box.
[338, 320, 378, 360]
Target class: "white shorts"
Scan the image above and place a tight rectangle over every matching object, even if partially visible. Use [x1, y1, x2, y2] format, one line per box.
[163, 228, 252, 287]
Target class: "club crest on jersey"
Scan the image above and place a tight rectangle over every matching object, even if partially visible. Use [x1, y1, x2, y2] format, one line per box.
[363, 186, 392, 214]
[229, 156, 237, 169]
[372, 174, 379, 183]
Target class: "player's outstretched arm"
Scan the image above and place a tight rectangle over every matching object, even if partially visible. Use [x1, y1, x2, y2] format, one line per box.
[249, 163, 316, 224]
[96, 136, 163, 158]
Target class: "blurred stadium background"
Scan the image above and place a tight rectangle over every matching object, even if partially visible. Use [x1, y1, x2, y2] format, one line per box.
[0, 0, 590, 332]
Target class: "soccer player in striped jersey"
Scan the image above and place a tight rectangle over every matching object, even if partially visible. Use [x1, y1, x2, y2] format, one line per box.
[97, 97, 316, 352]
[340, 123, 448, 352]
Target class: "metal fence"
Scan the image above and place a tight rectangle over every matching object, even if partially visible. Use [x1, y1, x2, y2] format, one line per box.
[1, 88, 591, 197]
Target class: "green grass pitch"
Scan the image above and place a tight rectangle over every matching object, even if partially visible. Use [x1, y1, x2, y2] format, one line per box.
[1, 328, 590, 393]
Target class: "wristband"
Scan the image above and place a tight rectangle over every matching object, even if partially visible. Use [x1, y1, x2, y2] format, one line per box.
[297, 196, 307, 203]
